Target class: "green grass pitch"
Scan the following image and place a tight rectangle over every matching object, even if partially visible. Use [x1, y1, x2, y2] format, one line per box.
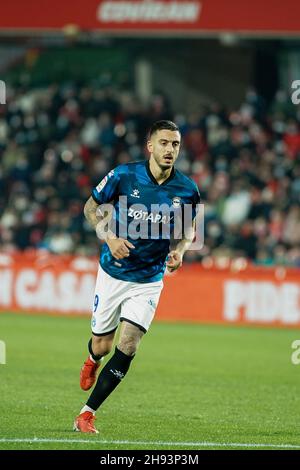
[0, 312, 300, 450]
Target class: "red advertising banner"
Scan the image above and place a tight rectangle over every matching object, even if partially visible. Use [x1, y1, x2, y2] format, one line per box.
[0, 0, 300, 35]
[0, 251, 300, 327]
[159, 264, 300, 327]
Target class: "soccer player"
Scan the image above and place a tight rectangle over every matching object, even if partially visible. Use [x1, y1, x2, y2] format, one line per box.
[73, 120, 200, 433]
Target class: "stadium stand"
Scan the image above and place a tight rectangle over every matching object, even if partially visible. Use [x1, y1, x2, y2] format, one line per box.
[0, 82, 300, 267]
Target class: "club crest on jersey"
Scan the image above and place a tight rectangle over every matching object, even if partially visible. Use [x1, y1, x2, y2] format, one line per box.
[172, 197, 181, 208]
[131, 189, 140, 198]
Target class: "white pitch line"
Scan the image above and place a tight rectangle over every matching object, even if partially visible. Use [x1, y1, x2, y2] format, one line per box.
[0, 438, 300, 449]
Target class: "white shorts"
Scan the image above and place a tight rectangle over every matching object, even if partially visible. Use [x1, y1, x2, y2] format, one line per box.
[91, 264, 164, 335]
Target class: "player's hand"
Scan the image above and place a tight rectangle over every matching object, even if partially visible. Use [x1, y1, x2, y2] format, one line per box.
[166, 250, 183, 272]
[106, 237, 135, 260]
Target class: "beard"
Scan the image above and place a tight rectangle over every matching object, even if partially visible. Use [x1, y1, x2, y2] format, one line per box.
[154, 155, 174, 170]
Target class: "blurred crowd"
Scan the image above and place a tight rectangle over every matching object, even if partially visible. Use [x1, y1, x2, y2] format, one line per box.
[0, 82, 300, 267]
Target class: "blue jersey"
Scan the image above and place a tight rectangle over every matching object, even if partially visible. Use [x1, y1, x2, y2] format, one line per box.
[92, 161, 200, 283]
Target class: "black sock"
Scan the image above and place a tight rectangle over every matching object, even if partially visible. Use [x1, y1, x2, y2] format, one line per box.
[86, 347, 134, 411]
[88, 338, 103, 362]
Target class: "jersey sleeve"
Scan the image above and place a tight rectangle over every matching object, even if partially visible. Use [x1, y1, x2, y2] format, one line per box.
[92, 167, 122, 205]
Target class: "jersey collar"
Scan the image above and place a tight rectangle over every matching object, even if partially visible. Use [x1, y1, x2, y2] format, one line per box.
[145, 160, 176, 186]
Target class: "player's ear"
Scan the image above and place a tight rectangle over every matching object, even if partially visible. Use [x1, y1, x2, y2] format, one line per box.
[147, 140, 153, 154]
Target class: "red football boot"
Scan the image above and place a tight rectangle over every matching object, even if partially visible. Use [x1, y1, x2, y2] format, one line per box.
[73, 411, 99, 434]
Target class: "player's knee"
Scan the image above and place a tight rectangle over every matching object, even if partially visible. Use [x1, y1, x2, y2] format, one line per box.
[117, 336, 138, 356]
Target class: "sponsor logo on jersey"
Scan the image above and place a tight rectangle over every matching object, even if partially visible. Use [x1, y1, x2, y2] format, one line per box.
[96, 169, 115, 192]
[96, 195, 204, 250]
[128, 207, 172, 224]
[96, 176, 108, 192]
[131, 189, 140, 198]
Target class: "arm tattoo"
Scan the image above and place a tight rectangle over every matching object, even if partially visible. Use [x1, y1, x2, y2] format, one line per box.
[84, 197, 101, 229]
[84, 197, 116, 241]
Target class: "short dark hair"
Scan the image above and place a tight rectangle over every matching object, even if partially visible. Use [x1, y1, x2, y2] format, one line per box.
[148, 120, 180, 138]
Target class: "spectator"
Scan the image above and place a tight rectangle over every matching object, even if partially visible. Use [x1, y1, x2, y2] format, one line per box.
[0, 81, 299, 267]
